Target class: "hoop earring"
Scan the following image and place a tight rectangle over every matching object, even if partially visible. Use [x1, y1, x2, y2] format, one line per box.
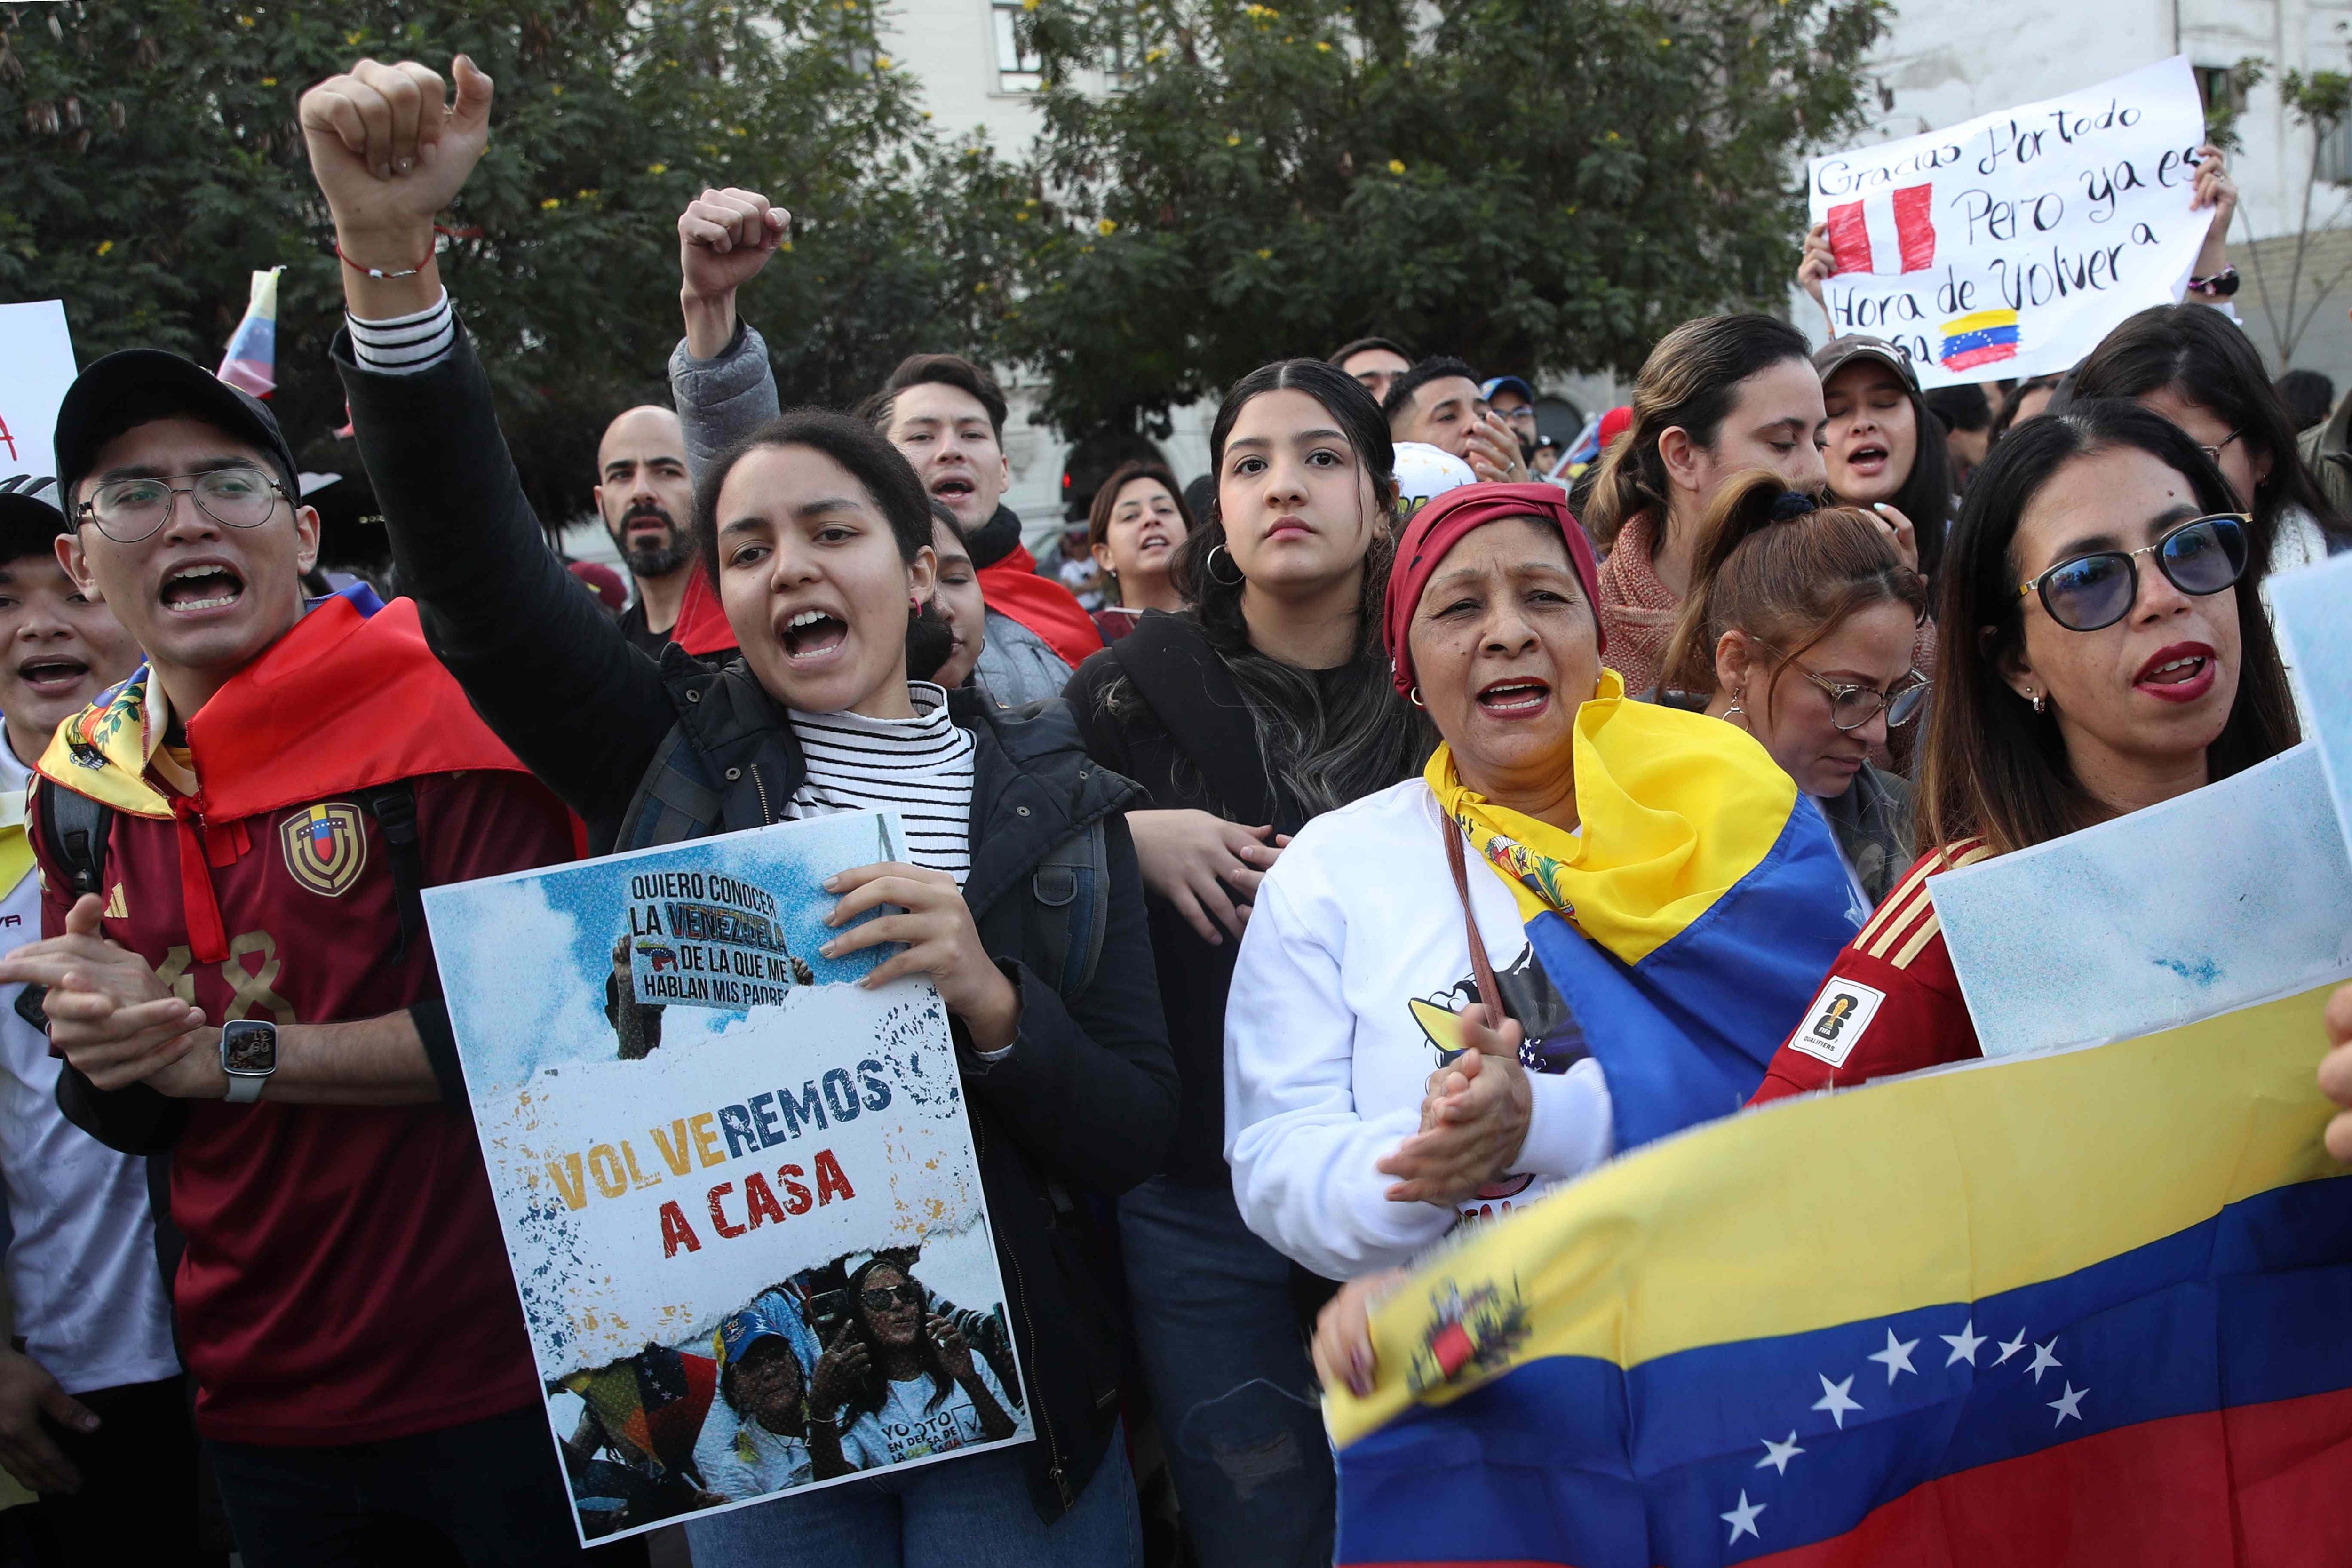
[1409, 686, 1426, 709]
[1206, 544, 1245, 588]
[1723, 689, 1750, 731]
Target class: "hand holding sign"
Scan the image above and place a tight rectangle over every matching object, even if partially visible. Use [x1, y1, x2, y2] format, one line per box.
[1807, 57, 2211, 387]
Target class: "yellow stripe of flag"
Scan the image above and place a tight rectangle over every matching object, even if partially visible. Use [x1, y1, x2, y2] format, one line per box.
[1943, 307, 2020, 335]
[1326, 981, 2346, 1447]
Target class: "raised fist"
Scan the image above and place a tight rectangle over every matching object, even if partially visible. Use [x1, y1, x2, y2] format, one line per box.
[680, 187, 791, 302]
[300, 55, 494, 258]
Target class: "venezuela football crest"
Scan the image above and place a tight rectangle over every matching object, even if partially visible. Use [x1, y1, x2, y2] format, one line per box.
[281, 802, 367, 897]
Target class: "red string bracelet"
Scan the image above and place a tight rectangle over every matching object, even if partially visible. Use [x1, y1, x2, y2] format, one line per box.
[333, 227, 450, 280]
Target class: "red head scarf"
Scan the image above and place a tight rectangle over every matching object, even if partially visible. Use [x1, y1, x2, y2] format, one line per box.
[1382, 481, 1603, 700]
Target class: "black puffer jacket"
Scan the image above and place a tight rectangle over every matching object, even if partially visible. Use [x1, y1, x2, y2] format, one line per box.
[336, 327, 1178, 1521]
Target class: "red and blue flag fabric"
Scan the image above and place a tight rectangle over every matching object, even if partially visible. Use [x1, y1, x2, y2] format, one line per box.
[1326, 982, 2352, 1567]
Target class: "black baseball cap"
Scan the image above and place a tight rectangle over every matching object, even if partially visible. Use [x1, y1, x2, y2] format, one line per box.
[1812, 334, 1922, 394]
[52, 349, 300, 516]
[0, 477, 68, 565]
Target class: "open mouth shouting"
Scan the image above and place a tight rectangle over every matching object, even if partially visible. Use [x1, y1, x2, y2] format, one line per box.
[1842, 440, 1890, 478]
[781, 605, 849, 664]
[930, 473, 976, 509]
[2134, 641, 2216, 704]
[159, 560, 246, 617]
[15, 654, 90, 697]
[1476, 678, 1552, 720]
[1135, 530, 1175, 557]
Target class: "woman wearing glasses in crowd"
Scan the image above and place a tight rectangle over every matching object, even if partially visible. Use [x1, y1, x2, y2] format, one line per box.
[811, 1258, 1019, 1471]
[1660, 473, 1931, 906]
[1751, 400, 2298, 1101]
[2066, 303, 2349, 578]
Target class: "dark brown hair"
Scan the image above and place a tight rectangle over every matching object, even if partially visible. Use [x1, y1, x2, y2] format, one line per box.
[692, 410, 933, 586]
[860, 353, 1010, 440]
[1917, 399, 2299, 856]
[1661, 470, 1927, 702]
[1086, 459, 1193, 552]
[1581, 314, 1817, 553]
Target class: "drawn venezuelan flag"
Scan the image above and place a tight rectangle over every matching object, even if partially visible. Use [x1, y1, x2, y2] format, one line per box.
[1938, 307, 2021, 374]
[1327, 981, 2352, 1566]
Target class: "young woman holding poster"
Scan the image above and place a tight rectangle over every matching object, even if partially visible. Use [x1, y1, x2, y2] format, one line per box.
[1749, 399, 2299, 1102]
[302, 55, 1174, 1568]
[1060, 359, 1430, 1568]
[1580, 314, 1829, 697]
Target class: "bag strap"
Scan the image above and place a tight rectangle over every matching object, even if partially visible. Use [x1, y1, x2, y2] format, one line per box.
[39, 784, 113, 901]
[356, 782, 425, 963]
[1440, 809, 1505, 1038]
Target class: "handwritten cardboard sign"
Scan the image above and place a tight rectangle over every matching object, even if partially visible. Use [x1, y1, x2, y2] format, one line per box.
[0, 301, 77, 487]
[1808, 56, 2209, 387]
[425, 811, 1029, 1544]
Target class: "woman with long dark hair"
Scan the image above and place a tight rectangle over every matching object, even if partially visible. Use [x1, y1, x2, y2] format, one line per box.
[2067, 302, 2349, 575]
[1085, 459, 1191, 644]
[1751, 399, 2298, 1101]
[1812, 336, 1952, 581]
[1062, 358, 1430, 1568]
[1581, 314, 1828, 696]
[810, 1259, 1019, 1470]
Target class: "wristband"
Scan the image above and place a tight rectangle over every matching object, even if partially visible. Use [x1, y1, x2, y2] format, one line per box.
[2187, 265, 2239, 298]
[334, 227, 449, 280]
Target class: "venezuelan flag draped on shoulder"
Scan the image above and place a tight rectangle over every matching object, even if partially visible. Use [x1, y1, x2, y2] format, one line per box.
[1426, 669, 1868, 1146]
[1326, 976, 2352, 1567]
[1227, 669, 1863, 1281]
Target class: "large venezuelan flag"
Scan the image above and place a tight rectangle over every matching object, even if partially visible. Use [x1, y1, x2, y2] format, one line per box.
[1327, 982, 2352, 1566]
[1424, 672, 1867, 1151]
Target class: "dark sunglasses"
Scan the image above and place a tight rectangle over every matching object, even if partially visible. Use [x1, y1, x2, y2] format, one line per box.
[2015, 514, 2249, 633]
[860, 1282, 923, 1313]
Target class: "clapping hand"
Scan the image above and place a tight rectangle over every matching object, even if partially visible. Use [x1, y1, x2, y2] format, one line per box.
[1378, 1003, 1532, 1207]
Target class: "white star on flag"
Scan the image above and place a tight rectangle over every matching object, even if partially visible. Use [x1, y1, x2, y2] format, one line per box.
[1941, 1321, 1987, 1366]
[2049, 1382, 2089, 1425]
[1867, 1329, 1919, 1384]
[1756, 1432, 1804, 1475]
[1812, 1372, 1862, 1429]
[2027, 1337, 2063, 1384]
[1993, 1328, 2029, 1366]
[1721, 1490, 1767, 1545]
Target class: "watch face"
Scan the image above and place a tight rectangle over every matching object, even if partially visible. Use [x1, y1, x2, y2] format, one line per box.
[222, 1022, 276, 1074]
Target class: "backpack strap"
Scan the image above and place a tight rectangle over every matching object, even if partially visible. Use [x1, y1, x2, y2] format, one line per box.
[615, 723, 724, 851]
[1025, 821, 1111, 999]
[355, 782, 425, 963]
[38, 783, 114, 902]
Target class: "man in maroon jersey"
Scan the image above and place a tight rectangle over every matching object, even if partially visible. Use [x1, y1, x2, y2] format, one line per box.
[0, 351, 611, 1565]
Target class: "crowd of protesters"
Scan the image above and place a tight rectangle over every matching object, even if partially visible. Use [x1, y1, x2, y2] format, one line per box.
[0, 45, 2346, 1568]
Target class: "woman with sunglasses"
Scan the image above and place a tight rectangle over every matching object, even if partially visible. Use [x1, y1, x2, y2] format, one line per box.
[1661, 473, 1930, 906]
[1751, 400, 2298, 1101]
[812, 1258, 1019, 1471]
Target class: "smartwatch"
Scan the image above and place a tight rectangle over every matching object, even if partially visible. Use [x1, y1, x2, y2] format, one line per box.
[220, 1019, 278, 1104]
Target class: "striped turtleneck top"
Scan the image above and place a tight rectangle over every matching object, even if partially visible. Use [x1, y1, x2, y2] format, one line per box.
[784, 682, 976, 885]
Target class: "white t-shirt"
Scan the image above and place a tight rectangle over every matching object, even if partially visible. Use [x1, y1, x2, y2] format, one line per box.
[692, 1402, 814, 1498]
[0, 740, 179, 1393]
[837, 1355, 1014, 1467]
[1224, 779, 1616, 1282]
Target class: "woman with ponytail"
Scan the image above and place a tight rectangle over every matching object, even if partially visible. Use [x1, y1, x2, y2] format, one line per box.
[1062, 359, 1430, 1568]
[1582, 314, 1828, 696]
[1661, 474, 1931, 905]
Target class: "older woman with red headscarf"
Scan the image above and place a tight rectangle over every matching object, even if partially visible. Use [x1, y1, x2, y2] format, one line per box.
[1222, 483, 1866, 1286]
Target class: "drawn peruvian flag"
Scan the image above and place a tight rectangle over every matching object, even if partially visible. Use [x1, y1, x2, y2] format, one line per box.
[1825, 183, 1937, 275]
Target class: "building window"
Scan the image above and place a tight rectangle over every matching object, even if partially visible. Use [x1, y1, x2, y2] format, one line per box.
[993, 0, 1042, 91]
[2192, 64, 2240, 118]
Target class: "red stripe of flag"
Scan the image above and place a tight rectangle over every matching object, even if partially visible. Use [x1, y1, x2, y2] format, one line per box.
[1891, 183, 1936, 271]
[1824, 199, 1872, 275]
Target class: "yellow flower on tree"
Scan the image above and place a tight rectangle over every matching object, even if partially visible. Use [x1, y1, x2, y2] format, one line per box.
[260, 77, 277, 87]
[1226, 133, 1242, 146]
[646, 162, 668, 175]
[1387, 158, 1406, 174]
[1256, 247, 1272, 260]
[541, 197, 562, 210]
[1097, 217, 1119, 236]
[96, 239, 114, 256]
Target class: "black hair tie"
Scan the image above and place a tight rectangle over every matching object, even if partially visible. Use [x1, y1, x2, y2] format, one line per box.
[1770, 491, 1819, 522]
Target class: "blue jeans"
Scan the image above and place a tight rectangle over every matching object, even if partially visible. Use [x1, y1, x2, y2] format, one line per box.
[1119, 1178, 1335, 1568]
[684, 1420, 1139, 1568]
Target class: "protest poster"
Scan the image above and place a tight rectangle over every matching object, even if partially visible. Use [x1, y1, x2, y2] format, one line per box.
[1807, 56, 2209, 388]
[424, 811, 1030, 1544]
[1928, 743, 2352, 1058]
[0, 300, 77, 485]
[2271, 551, 2352, 857]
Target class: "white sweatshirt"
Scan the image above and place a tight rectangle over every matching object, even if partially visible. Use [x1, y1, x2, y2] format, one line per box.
[1224, 779, 1614, 1281]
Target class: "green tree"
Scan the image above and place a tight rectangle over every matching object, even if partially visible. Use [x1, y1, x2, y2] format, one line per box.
[1006, 0, 1886, 434]
[0, 0, 1018, 525]
[2216, 56, 2352, 370]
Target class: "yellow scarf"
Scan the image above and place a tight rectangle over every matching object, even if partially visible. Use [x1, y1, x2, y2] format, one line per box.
[0, 785, 32, 902]
[1423, 668, 1800, 966]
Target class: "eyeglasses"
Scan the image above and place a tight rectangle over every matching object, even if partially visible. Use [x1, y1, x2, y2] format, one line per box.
[1755, 644, 1930, 731]
[2015, 513, 2249, 633]
[860, 1282, 924, 1313]
[77, 467, 286, 544]
[2198, 430, 2241, 464]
